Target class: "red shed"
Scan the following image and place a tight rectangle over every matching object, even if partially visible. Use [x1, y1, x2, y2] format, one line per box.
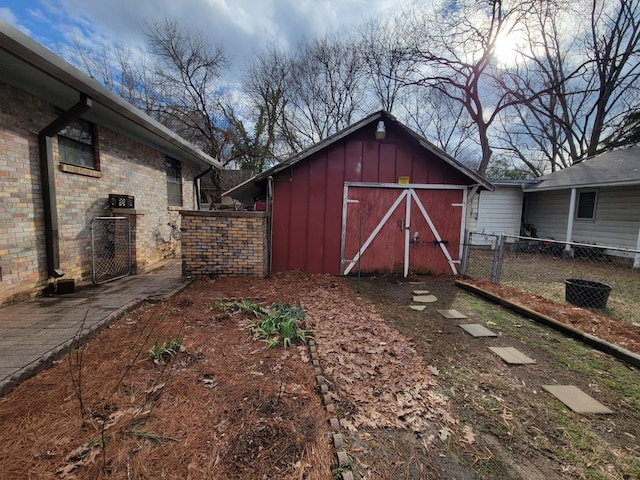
[225, 111, 493, 277]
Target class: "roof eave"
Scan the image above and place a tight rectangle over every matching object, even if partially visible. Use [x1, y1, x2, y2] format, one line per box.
[524, 179, 640, 192]
[0, 20, 221, 171]
[225, 110, 494, 201]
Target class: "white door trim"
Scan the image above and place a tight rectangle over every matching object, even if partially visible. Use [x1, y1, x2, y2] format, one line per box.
[342, 189, 409, 275]
[341, 184, 463, 276]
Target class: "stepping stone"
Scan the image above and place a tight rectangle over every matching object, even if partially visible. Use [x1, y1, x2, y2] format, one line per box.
[437, 309, 467, 319]
[413, 295, 438, 303]
[542, 385, 613, 414]
[489, 347, 536, 364]
[459, 324, 497, 337]
[410, 305, 427, 311]
[413, 290, 430, 295]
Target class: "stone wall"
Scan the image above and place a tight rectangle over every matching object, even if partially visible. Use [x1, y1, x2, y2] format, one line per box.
[181, 210, 269, 277]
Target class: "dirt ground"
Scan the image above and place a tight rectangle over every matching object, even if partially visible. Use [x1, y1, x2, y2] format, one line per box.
[0, 272, 639, 479]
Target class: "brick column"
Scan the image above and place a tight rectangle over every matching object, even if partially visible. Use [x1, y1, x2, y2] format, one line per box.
[180, 210, 269, 277]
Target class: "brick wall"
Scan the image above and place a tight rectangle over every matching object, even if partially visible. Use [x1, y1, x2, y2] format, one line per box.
[0, 80, 200, 306]
[181, 210, 269, 277]
[0, 83, 53, 303]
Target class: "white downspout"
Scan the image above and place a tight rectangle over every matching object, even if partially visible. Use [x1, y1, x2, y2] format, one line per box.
[565, 188, 577, 252]
[634, 226, 640, 268]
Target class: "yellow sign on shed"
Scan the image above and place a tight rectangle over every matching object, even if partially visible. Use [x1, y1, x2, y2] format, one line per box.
[398, 176, 410, 184]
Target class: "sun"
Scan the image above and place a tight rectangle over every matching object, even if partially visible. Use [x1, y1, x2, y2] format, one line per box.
[492, 29, 527, 67]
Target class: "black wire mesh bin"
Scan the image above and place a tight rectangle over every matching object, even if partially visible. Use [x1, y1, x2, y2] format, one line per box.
[565, 279, 612, 309]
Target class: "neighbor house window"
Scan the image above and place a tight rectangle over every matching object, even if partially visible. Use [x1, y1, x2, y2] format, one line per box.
[166, 157, 182, 206]
[58, 118, 97, 169]
[576, 190, 597, 220]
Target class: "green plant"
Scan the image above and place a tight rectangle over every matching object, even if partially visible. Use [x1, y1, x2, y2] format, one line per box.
[233, 299, 265, 317]
[271, 300, 305, 320]
[278, 317, 306, 349]
[247, 301, 308, 349]
[209, 299, 229, 312]
[149, 337, 182, 364]
[210, 299, 265, 317]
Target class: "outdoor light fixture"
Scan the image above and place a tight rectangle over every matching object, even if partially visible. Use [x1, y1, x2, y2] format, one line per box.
[375, 120, 386, 140]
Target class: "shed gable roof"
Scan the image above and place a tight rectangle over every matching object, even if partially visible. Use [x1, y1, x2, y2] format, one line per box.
[0, 20, 220, 171]
[225, 110, 493, 204]
[524, 144, 640, 192]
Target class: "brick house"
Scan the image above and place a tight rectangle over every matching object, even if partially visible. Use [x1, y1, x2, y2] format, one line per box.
[0, 21, 220, 305]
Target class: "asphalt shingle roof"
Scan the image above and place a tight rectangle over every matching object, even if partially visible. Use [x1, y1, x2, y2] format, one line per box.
[524, 145, 640, 192]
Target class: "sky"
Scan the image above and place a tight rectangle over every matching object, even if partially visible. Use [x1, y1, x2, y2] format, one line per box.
[0, 0, 403, 78]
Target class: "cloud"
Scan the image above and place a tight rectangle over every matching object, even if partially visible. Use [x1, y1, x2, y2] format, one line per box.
[0, 7, 32, 36]
[5, 0, 403, 83]
[0, 7, 18, 25]
[48, 0, 397, 61]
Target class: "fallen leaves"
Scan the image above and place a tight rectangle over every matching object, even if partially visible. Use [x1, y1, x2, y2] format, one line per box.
[461, 425, 476, 444]
[302, 281, 458, 437]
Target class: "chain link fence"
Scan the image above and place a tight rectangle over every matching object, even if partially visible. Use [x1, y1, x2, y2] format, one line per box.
[462, 232, 640, 324]
[91, 216, 132, 285]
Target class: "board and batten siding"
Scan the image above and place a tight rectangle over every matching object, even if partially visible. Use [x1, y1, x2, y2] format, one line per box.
[524, 186, 640, 249]
[270, 133, 470, 274]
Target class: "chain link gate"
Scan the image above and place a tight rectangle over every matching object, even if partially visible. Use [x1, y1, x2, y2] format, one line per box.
[461, 231, 502, 282]
[91, 216, 132, 285]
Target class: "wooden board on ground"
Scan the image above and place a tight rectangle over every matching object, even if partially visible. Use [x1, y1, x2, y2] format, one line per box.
[489, 346, 536, 364]
[542, 385, 613, 414]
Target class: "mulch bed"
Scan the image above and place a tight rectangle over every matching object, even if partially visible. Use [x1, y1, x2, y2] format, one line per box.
[0, 272, 461, 479]
[462, 279, 640, 355]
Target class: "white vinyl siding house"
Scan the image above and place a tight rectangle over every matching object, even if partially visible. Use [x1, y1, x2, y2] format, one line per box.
[523, 190, 571, 240]
[522, 145, 640, 265]
[468, 180, 533, 245]
[525, 186, 640, 248]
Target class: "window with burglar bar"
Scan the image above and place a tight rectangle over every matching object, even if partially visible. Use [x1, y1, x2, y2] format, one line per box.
[166, 156, 182, 206]
[58, 118, 97, 169]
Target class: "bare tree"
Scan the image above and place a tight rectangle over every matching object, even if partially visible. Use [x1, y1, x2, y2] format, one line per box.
[66, 39, 160, 116]
[357, 16, 414, 112]
[585, 0, 640, 154]
[143, 17, 231, 160]
[68, 18, 242, 166]
[283, 33, 370, 147]
[397, 85, 477, 164]
[241, 43, 298, 161]
[502, 0, 640, 169]
[399, 0, 537, 175]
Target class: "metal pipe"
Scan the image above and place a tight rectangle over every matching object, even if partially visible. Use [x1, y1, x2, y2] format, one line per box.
[38, 94, 92, 278]
[193, 166, 213, 210]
